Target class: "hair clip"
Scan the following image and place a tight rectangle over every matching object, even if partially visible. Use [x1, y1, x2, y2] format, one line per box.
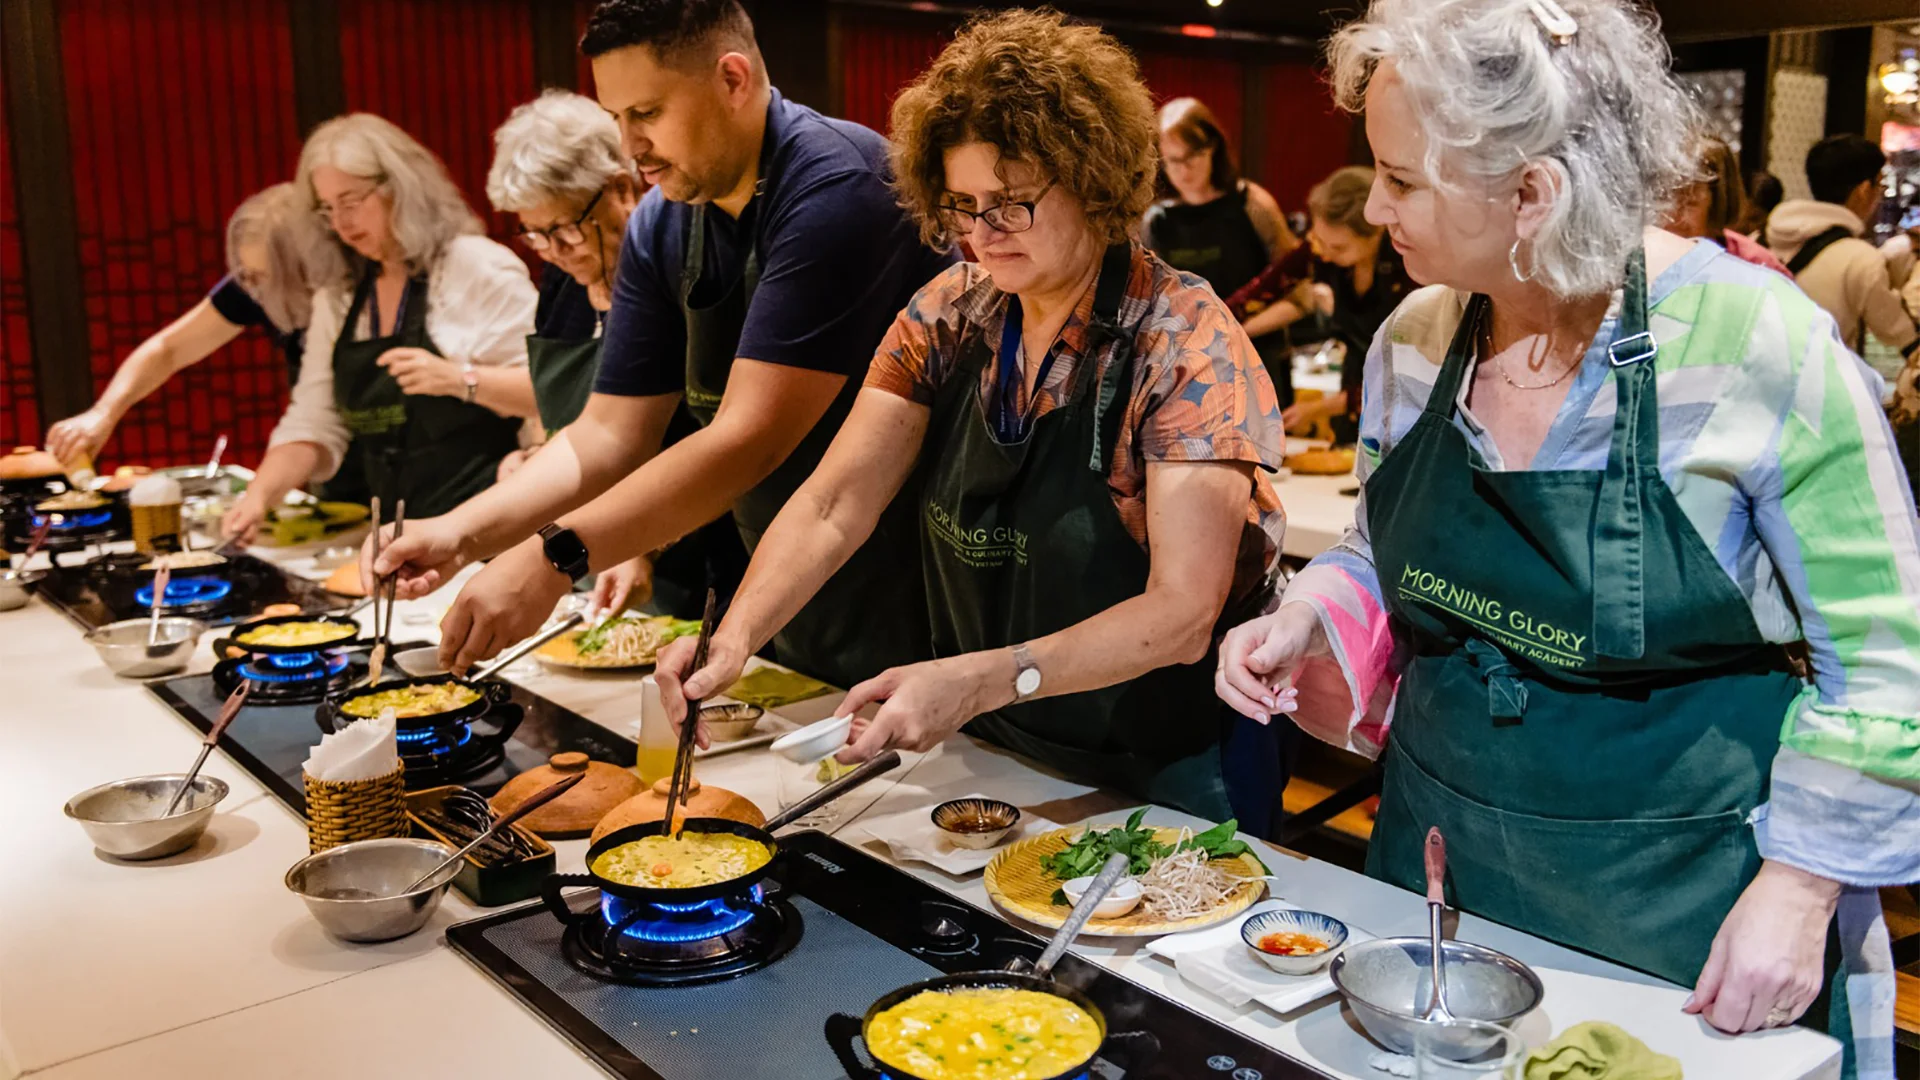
[1527, 0, 1578, 46]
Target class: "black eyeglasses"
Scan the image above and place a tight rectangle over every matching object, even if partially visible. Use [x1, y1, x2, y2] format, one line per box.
[937, 183, 1054, 235]
[518, 188, 605, 252]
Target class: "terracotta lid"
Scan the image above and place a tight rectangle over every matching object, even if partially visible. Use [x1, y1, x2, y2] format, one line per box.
[0, 447, 64, 481]
[489, 752, 643, 839]
[101, 466, 153, 493]
[590, 776, 767, 845]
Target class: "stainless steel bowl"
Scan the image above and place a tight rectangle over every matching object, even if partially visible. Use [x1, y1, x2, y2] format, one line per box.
[0, 568, 43, 612]
[1329, 936, 1544, 1057]
[64, 774, 230, 860]
[83, 616, 207, 678]
[284, 837, 459, 943]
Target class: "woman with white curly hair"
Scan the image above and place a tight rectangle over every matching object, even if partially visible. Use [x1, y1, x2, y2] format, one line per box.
[1217, 0, 1916, 1070]
[484, 89, 746, 618]
[223, 113, 538, 539]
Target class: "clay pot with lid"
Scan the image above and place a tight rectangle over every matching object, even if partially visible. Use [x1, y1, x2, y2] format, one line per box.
[488, 752, 643, 839]
[0, 447, 63, 482]
[590, 776, 767, 845]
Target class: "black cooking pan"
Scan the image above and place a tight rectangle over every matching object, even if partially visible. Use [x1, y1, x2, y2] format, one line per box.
[229, 612, 364, 655]
[315, 613, 582, 732]
[825, 853, 1161, 1080]
[541, 749, 904, 917]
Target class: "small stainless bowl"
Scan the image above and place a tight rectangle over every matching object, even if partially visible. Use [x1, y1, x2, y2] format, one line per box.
[1330, 936, 1544, 1057]
[0, 568, 43, 611]
[699, 702, 764, 742]
[83, 616, 207, 678]
[64, 774, 230, 860]
[285, 837, 459, 943]
[931, 797, 1021, 849]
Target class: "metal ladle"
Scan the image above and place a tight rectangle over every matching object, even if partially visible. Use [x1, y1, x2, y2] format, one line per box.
[1006, 851, 1132, 976]
[1418, 826, 1458, 1023]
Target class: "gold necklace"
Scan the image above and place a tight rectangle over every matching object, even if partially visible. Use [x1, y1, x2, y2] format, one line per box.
[1482, 307, 1581, 391]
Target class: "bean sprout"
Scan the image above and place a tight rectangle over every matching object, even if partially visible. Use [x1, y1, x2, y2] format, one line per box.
[1138, 829, 1241, 920]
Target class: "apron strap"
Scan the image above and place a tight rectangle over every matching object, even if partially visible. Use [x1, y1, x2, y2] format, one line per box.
[1425, 293, 1487, 421]
[681, 204, 763, 307]
[1085, 242, 1142, 472]
[1592, 249, 1658, 660]
[1463, 636, 1529, 720]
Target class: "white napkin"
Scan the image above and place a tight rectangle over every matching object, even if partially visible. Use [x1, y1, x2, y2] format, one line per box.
[1144, 900, 1374, 1015]
[853, 794, 1052, 875]
[302, 706, 398, 781]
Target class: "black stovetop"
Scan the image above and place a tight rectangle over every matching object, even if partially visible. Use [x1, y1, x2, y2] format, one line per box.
[447, 832, 1327, 1080]
[37, 553, 340, 630]
[148, 669, 637, 814]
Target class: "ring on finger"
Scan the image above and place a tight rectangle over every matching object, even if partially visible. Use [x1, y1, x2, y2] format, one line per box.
[1764, 1005, 1796, 1028]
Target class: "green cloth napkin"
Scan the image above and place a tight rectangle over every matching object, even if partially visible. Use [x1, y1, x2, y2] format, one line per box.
[724, 667, 835, 710]
[1523, 1022, 1683, 1080]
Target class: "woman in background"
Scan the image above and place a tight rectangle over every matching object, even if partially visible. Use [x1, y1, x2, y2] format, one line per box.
[45, 184, 337, 470]
[1142, 97, 1300, 403]
[1664, 132, 1789, 275]
[223, 114, 538, 540]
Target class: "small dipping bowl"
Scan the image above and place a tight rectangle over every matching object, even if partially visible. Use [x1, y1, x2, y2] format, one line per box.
[64, 774, 230, 860]
[1330, 936, 1544, 1057]
[930, 797, 1021, 849]
[1241, 908, 1348, 975]
[699, 702, 764, 742]
[769, 714, 853, 763]
[1061, 873, 1143, 919]
[392, 645, 448, 678]
[284, 837, 459, 943]
[84, 616, 207, 678]
[0, 568, 44, 612]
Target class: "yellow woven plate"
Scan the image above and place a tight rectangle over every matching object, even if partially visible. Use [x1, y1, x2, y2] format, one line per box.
[534, 623, 669, 670]
[982, 825, 1268, 937]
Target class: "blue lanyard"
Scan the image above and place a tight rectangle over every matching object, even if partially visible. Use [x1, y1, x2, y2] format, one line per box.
[995, 298, 1061, 442]
[365, 272, 410, 338]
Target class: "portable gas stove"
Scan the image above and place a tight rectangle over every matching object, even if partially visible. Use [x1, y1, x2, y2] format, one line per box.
[447, 832, 1324, 1080]
[147, 669, 634, 814]
[36, 553, 338, 630]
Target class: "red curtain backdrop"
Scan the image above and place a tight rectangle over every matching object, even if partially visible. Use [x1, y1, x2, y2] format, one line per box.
[1261, 62, 1354, 215]
[837, 20, 949, 136]
[0, 75, 36, 451]
[338, 0, 538, 245]
[58, 0, 304, 471]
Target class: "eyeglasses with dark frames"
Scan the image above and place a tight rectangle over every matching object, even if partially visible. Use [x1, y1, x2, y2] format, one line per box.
[518, 189, 606, 252]
[937, 182, 1055, 235]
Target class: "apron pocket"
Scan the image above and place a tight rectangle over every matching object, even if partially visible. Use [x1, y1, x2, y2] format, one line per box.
[1374, 743, 1758, 986]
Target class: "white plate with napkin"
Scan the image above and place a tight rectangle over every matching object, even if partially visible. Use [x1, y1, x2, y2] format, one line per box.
[853, 794, 1053, 875]
[1144, 899, 1375, 1015]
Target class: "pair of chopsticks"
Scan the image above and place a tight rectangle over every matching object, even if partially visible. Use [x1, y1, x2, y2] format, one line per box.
[364, 496, 405, 685]
[659, 588, 719, 840]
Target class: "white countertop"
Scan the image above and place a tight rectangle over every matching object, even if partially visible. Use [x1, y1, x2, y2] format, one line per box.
[0, 539, 1839, 1079]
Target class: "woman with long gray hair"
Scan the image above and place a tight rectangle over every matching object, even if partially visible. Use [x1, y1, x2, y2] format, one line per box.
[44, 183, 338, 468]
[1216, 1, 1916, 1071]
[223, 113, 538, 539]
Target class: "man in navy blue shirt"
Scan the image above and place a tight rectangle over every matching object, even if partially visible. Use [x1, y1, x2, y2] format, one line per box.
[371, 0, 952, 689]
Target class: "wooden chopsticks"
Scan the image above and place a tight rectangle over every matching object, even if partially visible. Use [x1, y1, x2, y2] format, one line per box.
[660, 588, 718, 840]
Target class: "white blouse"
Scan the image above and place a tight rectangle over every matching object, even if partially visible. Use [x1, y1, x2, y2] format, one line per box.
[266, 234, 538, 481]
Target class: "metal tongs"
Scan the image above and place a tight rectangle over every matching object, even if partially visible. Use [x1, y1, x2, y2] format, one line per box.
[363, 496, 405, 686]
[660, 588, 720, 839]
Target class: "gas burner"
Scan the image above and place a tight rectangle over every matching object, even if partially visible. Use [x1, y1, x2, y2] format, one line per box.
[560, 886, 801, 987]
[213, 647, 359, 705]
[391, 716, 508, 788]
[33, 509, 113, 531]
[135, 576, 235, 612]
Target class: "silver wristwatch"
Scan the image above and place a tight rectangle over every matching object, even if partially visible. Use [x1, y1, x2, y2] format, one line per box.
[1012, 643, 1042, 702]
[460, 361, 479, 404]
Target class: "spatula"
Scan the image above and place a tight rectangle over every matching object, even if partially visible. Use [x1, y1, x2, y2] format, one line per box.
[146, 563, 171, 647]
[163, 680, 251, 817]
[1418, 825, 1458, 1023]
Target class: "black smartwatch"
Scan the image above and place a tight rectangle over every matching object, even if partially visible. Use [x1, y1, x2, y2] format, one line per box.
[537, 523, 590, 582]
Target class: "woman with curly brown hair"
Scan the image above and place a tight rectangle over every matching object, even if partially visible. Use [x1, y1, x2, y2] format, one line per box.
[659, 8, 1291, 830]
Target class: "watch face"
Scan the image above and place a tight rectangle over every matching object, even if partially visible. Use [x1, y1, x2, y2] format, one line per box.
[543, 528, 588, 574]
[1016, 667, 1042, 696]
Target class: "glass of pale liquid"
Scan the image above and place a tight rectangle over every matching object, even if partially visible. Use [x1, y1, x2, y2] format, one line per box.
[1412, 1019, 1526, 1079]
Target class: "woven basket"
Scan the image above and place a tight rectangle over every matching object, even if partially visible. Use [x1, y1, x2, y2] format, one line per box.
[304, 762, 408, 853]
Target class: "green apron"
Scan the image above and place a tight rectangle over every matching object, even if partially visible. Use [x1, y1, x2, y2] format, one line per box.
[332, 271, 520, 518]
[917, 243, 1275, 822]
[1363, 252, 1805, 986]
[525, 325, 600, 434]
[678, 204, 928, 689]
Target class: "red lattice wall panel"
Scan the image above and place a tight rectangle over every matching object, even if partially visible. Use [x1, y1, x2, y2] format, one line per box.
[0, 75, 37, 450]
[339, 0, 538, 247]
[838, 19, 949, 136]
[1261, 62, 1354, 215]
[59, 0, 303, 471]
[1136, 49, 1247, 168]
